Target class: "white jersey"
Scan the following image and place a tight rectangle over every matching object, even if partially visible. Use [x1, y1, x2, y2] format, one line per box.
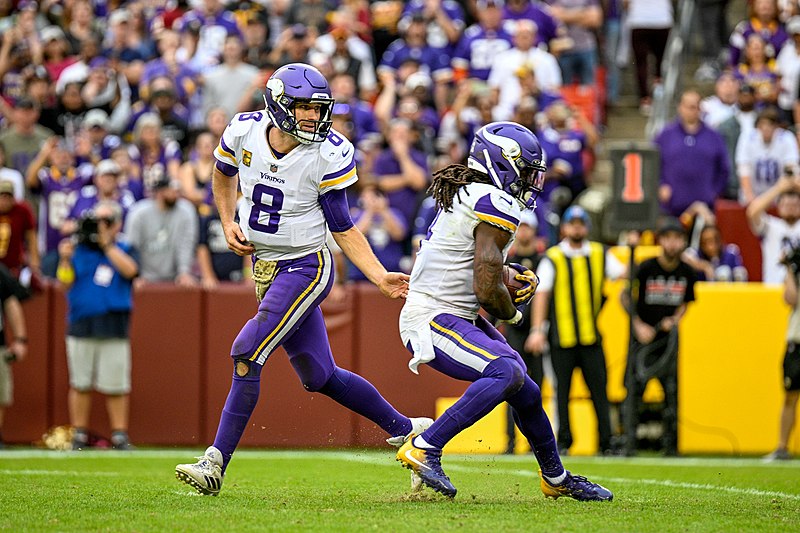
[214, 112, 357, 260]
[407, 182, 522, 320]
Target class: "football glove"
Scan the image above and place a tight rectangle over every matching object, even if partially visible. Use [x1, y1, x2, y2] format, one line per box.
[508, 262, 539, 305]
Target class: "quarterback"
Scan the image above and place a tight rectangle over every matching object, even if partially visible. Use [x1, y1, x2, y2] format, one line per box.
[176, 63, 430, 495]
[395, 122, 613, 501]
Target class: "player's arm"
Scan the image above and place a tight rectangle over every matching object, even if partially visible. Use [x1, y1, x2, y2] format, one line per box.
[321, 188, 408, 299]
[785, 270, 798, 307]
[212, 162, 254, 256]
[473, 222, 518, 322]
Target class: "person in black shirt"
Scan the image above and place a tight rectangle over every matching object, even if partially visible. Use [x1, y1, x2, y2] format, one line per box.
[623, 217, 696, 456]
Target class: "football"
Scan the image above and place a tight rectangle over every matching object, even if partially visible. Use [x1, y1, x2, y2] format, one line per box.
[502, 265, 527, 298]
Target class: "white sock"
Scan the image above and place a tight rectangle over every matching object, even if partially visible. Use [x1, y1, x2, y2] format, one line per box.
[544, 470, 567, 485]
[412, 435, 436, 449]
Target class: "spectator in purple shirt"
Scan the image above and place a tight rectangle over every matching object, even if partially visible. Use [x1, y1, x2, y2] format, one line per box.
[503, 0, 565, 50]
[451, 0, 513, 82]
[175, 0, 242, 71]
[63, 159, 137, 234]
[372, 119, 429, 228]
[349, 184, 409, 281]
[654, 90, 729, 222]
[729, 0, 788, 67]
[401, 0, 466, 52]
[683, 225, 748, 282]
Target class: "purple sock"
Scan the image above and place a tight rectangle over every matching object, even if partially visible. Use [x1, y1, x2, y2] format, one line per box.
[319, 367, 411, 437]
[424, 358, 524, 450]
[213, 374, 260, 473]
[508, 376, 564, 478]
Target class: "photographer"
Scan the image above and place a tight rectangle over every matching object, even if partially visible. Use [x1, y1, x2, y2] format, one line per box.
[746, 174, 800, 284]
[57, 200, 138, 450]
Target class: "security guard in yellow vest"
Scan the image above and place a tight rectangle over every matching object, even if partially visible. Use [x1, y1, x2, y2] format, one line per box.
[526, 206, 626, 454]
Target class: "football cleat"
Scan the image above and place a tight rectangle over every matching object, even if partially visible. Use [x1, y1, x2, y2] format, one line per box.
[175, 446, 224, 496]
[396, 439, 457, 498]
[386, 417, 434, 492]
[538, 469, 613, 502]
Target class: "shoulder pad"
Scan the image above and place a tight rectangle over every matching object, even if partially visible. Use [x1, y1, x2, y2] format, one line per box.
[320, 129, 355, 163]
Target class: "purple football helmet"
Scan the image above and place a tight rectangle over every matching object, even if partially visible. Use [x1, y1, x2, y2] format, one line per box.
[467, 121, 547, 208]
[264, 63, 334, 144]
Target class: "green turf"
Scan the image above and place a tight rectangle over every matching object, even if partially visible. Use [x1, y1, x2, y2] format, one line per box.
[1, 449, 798, 532]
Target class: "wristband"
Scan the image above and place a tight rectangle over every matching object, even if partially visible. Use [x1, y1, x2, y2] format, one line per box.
[501, 310, 523, 326]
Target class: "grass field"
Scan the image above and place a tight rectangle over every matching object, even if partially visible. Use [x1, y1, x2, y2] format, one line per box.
[2, 449, 798, 532]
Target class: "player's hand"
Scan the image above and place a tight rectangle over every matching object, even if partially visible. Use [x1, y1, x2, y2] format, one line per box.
[508, 263, 538, 305]
[222, 221, 255, 256]
[377, 271, 409, 299]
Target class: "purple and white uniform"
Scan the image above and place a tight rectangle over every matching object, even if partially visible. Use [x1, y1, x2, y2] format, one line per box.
[401, 182, 521, 373]
[214, 111, 357, 364]
[452, 26, 513, 81]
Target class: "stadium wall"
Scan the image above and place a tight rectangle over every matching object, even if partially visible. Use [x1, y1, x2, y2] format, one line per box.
[4, 281, 798, 456]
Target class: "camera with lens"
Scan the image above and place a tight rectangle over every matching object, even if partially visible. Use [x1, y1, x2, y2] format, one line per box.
[780, 244, 800, 274]
[76, 212, 113, 251]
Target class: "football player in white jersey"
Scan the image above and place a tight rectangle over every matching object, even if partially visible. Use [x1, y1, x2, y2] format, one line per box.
[395, 122, 613, 501]
[176, 63, 431, 495]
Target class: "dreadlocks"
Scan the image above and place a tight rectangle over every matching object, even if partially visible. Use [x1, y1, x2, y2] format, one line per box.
[428, 164, 493, 212]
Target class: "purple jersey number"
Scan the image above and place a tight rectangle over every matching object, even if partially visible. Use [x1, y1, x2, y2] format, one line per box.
[249, 183, 283, 234]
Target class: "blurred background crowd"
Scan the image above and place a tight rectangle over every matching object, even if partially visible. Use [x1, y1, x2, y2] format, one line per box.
[0, 0, 798, 291]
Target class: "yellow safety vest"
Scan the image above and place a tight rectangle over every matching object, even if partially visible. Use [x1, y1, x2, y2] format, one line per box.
[546, 242, 605, 348]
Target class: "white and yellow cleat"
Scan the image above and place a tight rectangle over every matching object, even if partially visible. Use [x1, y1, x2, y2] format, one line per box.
[175, 446, 224, 496]
[386, 417, 434, 492]
[396, 438, 457, 498]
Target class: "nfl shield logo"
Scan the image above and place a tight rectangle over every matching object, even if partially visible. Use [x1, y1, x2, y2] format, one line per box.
[270, 164, 278, 173]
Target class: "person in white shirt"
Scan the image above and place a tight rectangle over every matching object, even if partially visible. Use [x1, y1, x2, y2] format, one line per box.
[747, 174, 800, 284]
[776, 17, 800, 125]
[700, 71, 740, 129]
[736, 107, 800, 205]
[487, 19, 562, 121]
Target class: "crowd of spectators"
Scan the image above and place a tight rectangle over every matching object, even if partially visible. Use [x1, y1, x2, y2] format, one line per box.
[0, 0, 796, 291]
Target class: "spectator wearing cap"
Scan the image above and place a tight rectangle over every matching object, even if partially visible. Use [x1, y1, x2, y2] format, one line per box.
[56, 35, 102, 95]
[717, 84, 758, 199]
[488, 19, 562, 121]
[379, 12, 452, 109]
[241, 9, 273, 69]
[140, 29, 200, 112]
[26, 136, 93, 277]
[103, 9, 148, 65]
[736, 106, 799, 205]
[654, 89, 729, 220]
[266, 23, 313, 67]
[0, 179, 39, 279]
[21, 64, 54, 111]
[313, 11, 378, 98]
[700, 72, 740, 129]
[40, 26, 77, 83]
[201, 34, 259, 121]
[622, 217, 696, 457]
[64, 159, 137, 236]
[401, 0, 466, 53]
[74, 109, 122, 167]
[0, 97, 53, 176]
[502, 0, 566, 51]
[174, 0, 242, 71]
[451, 0, 513, 82]
[127, 76, 190, 149]
[123, 173, 197, 287]
[38, 80, 88, 141]
[776, 17, 800, 126]
[128, 112, 182, 190]
[527, 205, 626, 456]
